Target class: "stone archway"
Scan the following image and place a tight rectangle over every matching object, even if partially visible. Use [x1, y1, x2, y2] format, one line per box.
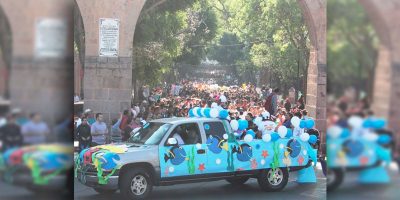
[76, 0, 326, 126]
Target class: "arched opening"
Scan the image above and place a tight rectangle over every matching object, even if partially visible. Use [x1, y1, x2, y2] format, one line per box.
[131, 0, 321, 104]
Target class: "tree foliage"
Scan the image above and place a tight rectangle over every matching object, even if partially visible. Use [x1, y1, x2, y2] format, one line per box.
[327, 0, 378, 97]
[133, 0, 310, 93]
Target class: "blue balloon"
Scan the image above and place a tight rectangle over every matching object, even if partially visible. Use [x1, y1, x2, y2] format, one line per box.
[238, 119, 249, 130]
[286, 129, 293, 138]
[204, 108, 211, 118]
[188, 109, 195, 117]
[340, 128, 351, 138]
[271, 132, 279, 142]
[196, 108, 203, 117]
[299, 120, 306, 128]
[246, 130, 256, 138]
[362, 119, 372, 128]
[219, 109, 229, 119]
[373, 119, 386, 129]
[309, 135, 318, 144]
[305, 119, 315, 129]
[377, 134, 391, 145]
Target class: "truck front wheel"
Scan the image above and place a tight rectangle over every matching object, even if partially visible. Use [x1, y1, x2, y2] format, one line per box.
[120, 168, 153, 200]
[257, 167, 289, 192]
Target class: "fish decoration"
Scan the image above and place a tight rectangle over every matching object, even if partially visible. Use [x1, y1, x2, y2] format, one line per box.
[206, 135, 227, 154]
[164, 146, 187, 165]
[232, 144, 253, 162]
[287, 139, 301, 158]
[342, 140, 364, 158]
[97, 152, 121, 171]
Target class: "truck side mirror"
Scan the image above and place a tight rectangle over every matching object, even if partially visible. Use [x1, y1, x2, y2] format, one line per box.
[167, 138, 177, 145]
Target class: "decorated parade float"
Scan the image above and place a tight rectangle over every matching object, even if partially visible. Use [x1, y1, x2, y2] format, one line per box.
[75, 107, 320, 200]
[327, 116, 393, 191]
[0, 143, 73, 193]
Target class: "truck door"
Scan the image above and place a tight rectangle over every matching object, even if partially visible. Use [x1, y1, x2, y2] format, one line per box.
[159, 123, 207, 177]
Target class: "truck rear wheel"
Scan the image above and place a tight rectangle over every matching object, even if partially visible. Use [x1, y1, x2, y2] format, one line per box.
[257, 168, 288, 192]
[327, 168, 344, 192]
[226, 177, 250, 185]
[120, 168, 153, 200]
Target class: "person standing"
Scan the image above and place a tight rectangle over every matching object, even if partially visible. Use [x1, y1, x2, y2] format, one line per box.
[0, 114, 23, 151]
[90, 113, 108, 146]
[76, 117, 92, 150]
[21, 113, 49, 144]
[264, 88, 279, 116]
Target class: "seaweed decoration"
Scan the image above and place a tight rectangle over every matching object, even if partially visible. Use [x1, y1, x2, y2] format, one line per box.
[270, 142, 280, 170]
[91, 150, 119, 185]
[187, 146, 196, 174]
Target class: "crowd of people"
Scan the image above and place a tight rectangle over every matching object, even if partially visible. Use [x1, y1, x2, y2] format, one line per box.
[74, 80, 310, 151]
[0, 109, 72, 152]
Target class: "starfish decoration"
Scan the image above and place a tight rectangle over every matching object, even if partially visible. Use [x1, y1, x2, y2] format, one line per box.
[359, 156, 369, 165]
[198, 163, 205, 172]
[262, 150, 269, 158]
[298, 156, 304, 165]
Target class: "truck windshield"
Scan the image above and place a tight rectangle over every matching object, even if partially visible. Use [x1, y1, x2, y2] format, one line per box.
[128, 122, 172, 145]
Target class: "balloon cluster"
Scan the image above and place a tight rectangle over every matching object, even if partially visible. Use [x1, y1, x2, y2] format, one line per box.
[290, 116, 317, 144]
[188, 107, 229, 119]
[327, 116, 391, 145]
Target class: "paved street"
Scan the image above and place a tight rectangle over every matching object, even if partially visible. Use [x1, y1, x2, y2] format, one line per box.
[328, 163, 400, 200]
[74, 165, 326, 200]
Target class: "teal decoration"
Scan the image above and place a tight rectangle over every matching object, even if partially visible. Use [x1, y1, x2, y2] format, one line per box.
[286, 129, 293, 138]
[305, 119, 315, 129]
[204, 108, 211, 118]
[219, 109, 229, 119]
[246, 130, 256, 138]
[359, 166, 390, 183]
[271, 132, 279, 142]
[297, 166, 317, 183]
[308, 135, 318, 144]
[299, 120, 306, 128]
[340, 128, 351, 138]
[238, 119, 248, 130]
[197, 108, 203, 117]
[373, 119, 386, 129]
[188, 109, 195, 117]
[362, 119, 372, 128]
[377, 135, 391, 145]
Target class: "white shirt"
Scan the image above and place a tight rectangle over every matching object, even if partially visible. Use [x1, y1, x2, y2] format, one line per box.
[220, 95, 227, 103]
[22, 121, 49, 144]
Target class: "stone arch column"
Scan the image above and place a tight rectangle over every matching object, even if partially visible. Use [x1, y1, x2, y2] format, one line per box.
[75, 0, 146, 122]
[0, 0, 73, 125]
[358, 0, 400, 155]
[298, 0, 327, 153]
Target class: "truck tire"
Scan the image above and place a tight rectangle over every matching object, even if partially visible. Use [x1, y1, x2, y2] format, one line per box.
[120, 168, 153, 200]
[327, 168, 344, 192]
[226, 177, 250, 185]
[257, 168, 288, 192]
[93, 188, 117, 194]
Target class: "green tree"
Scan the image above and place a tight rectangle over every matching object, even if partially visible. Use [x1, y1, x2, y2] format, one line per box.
[327, 0, 379, 97]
